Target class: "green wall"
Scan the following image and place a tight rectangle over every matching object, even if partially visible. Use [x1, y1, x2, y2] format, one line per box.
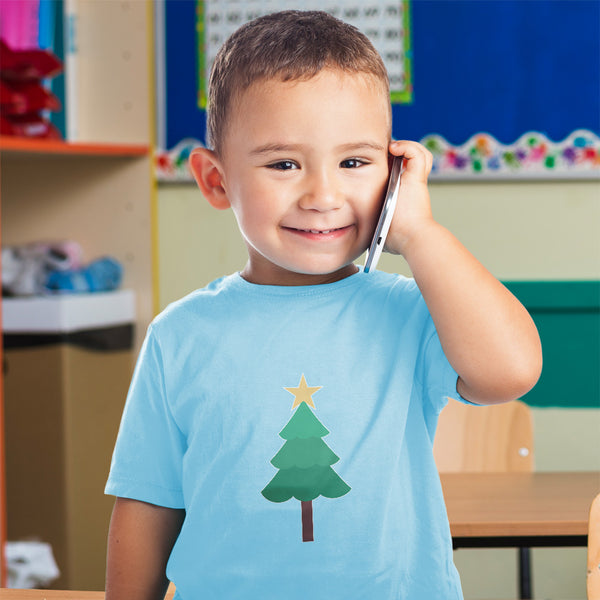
[506, 281, 600, 408]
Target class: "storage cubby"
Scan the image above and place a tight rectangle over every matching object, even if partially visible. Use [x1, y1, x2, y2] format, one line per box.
[0, 0, 155, 589]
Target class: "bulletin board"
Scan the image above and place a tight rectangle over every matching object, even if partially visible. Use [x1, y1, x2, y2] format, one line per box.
[156, 0, 600, 180]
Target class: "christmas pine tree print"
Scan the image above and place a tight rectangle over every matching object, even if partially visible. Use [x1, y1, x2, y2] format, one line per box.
[262, 374, 351, 542]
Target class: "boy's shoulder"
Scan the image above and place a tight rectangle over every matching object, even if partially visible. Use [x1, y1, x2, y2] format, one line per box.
[151, 273, 238, 329]
[365, 269, 418, 293]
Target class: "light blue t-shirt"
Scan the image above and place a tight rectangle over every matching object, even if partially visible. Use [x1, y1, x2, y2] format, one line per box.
[106, 269, 465, 599]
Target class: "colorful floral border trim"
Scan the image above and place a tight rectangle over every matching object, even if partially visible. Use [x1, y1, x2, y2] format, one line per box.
[424, 129, 600, 180]
[156, 139, 201, 182]
[156, 129, 600, 182]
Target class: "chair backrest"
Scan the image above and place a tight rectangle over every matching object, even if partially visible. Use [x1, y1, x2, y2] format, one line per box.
[589, 493, 600, 600]
[433, 398, 534, 473]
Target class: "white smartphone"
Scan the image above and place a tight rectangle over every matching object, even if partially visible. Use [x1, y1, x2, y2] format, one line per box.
[364, 156, 404, 273]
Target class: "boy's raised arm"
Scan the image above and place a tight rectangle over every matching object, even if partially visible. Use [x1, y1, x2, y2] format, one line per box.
[386, 141, 543, 405]
[106, 497, 185, 600]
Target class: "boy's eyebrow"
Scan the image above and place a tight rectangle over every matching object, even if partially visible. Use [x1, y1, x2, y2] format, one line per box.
[249, 143, 304, 156]
[336, 141, 387, 153]
[249, 141, 387, 156]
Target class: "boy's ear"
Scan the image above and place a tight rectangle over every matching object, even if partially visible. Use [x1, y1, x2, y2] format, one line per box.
[189, 148, 230, 210]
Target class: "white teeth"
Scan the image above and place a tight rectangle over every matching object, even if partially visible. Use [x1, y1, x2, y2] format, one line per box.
[290, 227, 341, 234]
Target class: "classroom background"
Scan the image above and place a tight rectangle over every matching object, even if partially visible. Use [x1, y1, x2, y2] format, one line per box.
[1, 0, 599, 598]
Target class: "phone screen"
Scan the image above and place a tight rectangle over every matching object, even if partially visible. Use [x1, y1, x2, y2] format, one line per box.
[364, 156, 404, 273]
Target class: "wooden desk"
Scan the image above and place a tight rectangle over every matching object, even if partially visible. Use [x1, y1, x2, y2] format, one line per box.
[0, 593, 104, 599]
[441, 471, 600, 548]
[2, 474, 598, 599]
[0, 590, 176, 599]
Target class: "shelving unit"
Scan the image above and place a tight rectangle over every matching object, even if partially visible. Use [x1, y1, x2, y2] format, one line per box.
[1, 0, 155, 589]
[0, 136, 149, 157]
[1, 142, 154, 351]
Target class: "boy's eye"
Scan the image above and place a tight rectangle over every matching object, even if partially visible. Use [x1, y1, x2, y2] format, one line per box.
[340, 158, 366, 169]
[268, 160, 298, 171]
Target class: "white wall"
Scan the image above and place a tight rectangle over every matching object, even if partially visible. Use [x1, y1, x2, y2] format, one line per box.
[157, 180, 600, 309]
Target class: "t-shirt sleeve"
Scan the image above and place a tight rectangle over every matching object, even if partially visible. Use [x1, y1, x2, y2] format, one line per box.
[105, 324, 186, 508]
[417, 316, 477, 415]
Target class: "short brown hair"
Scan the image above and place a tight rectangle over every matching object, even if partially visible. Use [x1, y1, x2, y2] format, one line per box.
[207, 10, 390, 156]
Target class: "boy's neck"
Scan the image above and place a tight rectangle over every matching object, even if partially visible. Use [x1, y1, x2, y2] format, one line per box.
[239, 262, 360, 286]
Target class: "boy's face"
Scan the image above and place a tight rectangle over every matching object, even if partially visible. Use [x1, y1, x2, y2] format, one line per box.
[217, 69, 391, 286]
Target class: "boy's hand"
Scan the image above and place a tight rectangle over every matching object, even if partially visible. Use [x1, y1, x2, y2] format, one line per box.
[382, 142, 542, 406]
[383, 140, 435, 257]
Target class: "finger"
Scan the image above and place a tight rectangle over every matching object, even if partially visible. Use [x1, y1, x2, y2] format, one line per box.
[389, 140, 432, 179]
[388, 139, 406, 157]
[424, 147, 433, 175]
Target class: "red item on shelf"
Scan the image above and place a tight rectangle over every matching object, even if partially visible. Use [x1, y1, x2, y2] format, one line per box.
[1, 113, 62, 139]
[0, 79, 61, 115]
[0, 80, 26, 113]
[0, 40, 62, 81]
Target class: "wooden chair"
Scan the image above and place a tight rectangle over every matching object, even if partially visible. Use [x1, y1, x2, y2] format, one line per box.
[434, 398, 533, 473]
[434, 398, 534, 599]
[589, 493, 600, 600]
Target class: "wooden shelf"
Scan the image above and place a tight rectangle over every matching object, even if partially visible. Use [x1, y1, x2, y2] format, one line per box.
[0, 136, 149, 158]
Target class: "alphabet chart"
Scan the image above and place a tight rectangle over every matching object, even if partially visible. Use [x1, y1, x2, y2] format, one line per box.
[197, 1, 412, 107]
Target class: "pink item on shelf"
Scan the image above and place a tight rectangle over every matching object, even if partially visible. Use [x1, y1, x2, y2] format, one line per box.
[0, 0, 40, 50]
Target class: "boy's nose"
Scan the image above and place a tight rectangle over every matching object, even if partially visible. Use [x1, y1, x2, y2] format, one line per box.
[298, 170, 343, 212]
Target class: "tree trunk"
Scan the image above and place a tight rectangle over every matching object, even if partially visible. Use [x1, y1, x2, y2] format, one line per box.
[301, 500, 314, 542]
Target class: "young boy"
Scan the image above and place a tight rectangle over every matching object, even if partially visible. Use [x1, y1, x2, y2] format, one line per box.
[105, 11, 541, 600]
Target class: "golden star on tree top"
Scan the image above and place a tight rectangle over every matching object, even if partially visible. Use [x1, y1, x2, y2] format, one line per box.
[284, 374, 322, 409]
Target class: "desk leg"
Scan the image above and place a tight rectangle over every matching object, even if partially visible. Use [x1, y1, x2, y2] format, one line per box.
[519, 547, 532, 600]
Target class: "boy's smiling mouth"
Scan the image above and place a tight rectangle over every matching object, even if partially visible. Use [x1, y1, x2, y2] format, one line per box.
[282, 225, 354, 238]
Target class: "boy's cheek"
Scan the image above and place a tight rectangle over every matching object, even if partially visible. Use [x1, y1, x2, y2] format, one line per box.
[361, 205, 383, 250]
